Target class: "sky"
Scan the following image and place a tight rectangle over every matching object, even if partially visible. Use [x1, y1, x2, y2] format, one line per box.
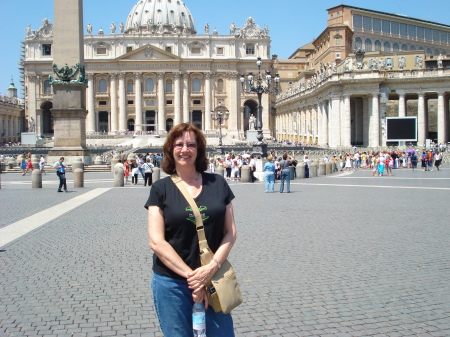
[1, 0, 450, 98]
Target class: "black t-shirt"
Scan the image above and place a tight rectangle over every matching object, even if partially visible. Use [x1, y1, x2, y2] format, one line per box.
[144, 172, 234, 280]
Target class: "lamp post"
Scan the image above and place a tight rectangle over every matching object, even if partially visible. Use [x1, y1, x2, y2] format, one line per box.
[210, 102, 230, 153]
[240, 57, 280, 157]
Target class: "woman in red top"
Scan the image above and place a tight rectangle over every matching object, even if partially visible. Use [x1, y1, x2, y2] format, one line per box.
[123, 160, 130, 184]
[24, 158, 34, 174]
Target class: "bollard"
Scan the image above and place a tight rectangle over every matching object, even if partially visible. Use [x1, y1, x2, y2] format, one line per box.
[216, 164, 224, 177]
[152, 167, 161, 182]
[296, 163, 305, 179]
[240, 165, 250, 182]
[73, 168, 84, 188]
[114, 165, 124, 187]
[310, 162, 317, 178]
[318, 160, 326, 176]
[31, 169, 42, 188]
[94, 156, 103, 165]
[72, 157, 84, 171]
[326, 161, 332, 175]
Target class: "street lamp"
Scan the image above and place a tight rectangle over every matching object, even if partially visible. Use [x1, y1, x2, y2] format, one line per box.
[210, 102, 230, 153]
[240, 57, 280, 156]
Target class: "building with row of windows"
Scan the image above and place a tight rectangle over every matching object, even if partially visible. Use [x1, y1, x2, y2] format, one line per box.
[22, 0, 273, 139]
[0, 79, 24, 144]
[274, 4, 450, 147]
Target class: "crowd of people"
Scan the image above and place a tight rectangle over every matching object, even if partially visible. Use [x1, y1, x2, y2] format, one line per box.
[333, 149, 443, 175]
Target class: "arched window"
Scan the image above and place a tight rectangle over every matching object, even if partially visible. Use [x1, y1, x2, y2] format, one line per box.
[410, 45, 417, 50]
[43, 80, 51, 95]
[145, 78, 154, 92]
[435, 49, 440, 55]
[217, 79, 224, 93]
[354, 37, 362, 49]
[393, 43, 400, 52]
[384, 41, 391, 52]
[426, 48, 433, 55]
[192, 78, 201, 92]
[127, 81, 134, 93]
[166, 79, 173, 93]
[365, 38, 372, 52]
[402, 44, 408, 51]
[98, 79, 107, 93]
[374, 40, 382, 51]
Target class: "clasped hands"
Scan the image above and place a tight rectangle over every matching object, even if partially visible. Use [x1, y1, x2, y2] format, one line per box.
[187, 262, 217, 305]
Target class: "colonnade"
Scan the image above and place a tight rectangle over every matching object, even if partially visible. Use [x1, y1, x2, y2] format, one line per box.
[276, 89, 449, 147]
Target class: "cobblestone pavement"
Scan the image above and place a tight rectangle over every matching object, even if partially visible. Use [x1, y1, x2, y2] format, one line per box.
[1, 166, 449, 336]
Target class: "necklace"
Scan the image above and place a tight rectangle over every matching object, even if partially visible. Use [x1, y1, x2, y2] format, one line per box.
[181, 172, 201, 184]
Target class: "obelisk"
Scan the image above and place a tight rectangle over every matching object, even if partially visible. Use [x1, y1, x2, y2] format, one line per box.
[47, 0, 91, 164]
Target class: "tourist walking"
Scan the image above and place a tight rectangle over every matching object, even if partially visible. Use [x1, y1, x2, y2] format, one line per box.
[263, 155, 276, 192]
[20, 156, 27, 175]
[145, 123, 237, 336]
[434, 152, 442, 171]
[248, 155, 256, 183]
[39, 155, 46, 175]
[143, 157, 154, 186]
[279, 153, 292, 193]
[420, 151, 427, 171]
[411, 152, 418, 171]
[209, 158, 216, 173]
[53, 157, 68, 192]
[123, 159, 130, 184]
[131, 160, 139, 185]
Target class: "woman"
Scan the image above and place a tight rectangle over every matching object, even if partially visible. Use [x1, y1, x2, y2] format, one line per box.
[145, 123, 237, 336]
[20, 155, 27, 175]
[263, 155, 275, 192]
[142, 157, 154, 186]
[123, 159, 130, 184]
[434, 152, 442, 171]
[279, 153, 292, 193]
[25, 156, 34, 174]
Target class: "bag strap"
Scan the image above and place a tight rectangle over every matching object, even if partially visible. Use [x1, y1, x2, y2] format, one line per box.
[170, 174, 210, 252]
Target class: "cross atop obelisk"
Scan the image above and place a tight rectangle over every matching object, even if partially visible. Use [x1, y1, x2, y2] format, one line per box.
[48, 0, 91, 164]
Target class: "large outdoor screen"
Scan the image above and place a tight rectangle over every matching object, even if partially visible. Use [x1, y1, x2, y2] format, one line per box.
[386, 117, 417, 141]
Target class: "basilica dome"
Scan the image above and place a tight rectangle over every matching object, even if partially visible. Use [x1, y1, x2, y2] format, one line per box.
[125, 0, 196, 35]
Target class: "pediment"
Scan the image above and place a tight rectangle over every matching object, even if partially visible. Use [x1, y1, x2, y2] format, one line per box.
[116, 44, 181, 62]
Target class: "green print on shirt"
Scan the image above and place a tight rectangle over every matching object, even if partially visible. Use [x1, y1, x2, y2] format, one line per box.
[186, 205, 209, 224]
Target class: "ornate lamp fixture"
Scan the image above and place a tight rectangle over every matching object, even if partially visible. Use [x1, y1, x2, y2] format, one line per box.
[210, 102, 230, 152]
[240, 57, 280, 156]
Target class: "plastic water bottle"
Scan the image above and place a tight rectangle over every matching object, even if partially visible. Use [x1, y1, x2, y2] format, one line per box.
[192, 302, 206, 337]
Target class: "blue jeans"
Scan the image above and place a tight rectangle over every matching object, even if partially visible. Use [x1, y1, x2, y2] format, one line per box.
[280, 170, 290, 192]
[264, 172, 275, 192]
[151, 273, 235, 337]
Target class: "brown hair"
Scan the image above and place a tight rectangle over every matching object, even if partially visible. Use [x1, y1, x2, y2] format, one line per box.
[282, 153, 288, 160]
[161, 123, 208, 174]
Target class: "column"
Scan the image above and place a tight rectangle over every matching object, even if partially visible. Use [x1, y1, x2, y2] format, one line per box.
[398, 91, 406, 117]
[369, 92, 380, 147]
[157, 72, 165, 132]
[437, 91, 447, 144]
[182, 73, 190, 123]
[110, 73, 118, 133]
[87, 73, 96, 132]
[204, 73, 212, 131]
[323, 101, 329, 146]
[417, 93, 426, 146]
[329, 96, 341, 147]
[134, 72, 142, 132]
[174, 72, 181, 126]
[118, 72, 126, 132]
[341, 94, 351, 147]
[228, 72, 239, 133]
[355, 99, 363, 144]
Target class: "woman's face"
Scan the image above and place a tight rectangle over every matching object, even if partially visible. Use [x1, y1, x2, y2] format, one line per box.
[173, 131, 198, 169]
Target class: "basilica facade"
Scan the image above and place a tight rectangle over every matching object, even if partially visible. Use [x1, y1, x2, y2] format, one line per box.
[274, 5, 450, 147]
[22, 0, 273, 139]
